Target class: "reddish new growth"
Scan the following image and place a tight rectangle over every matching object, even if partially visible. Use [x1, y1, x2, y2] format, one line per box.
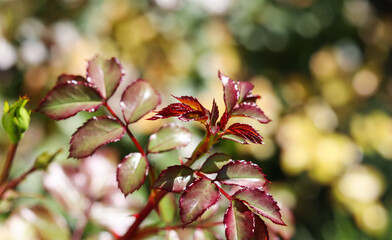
[149, 71, 271, 144]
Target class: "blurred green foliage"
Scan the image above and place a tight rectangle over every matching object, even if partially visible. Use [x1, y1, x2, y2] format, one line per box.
[1, 0, 392, 239]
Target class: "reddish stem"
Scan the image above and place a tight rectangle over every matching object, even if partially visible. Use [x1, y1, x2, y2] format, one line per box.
[0, 143, 18, 187]
[103, 102, 147, 157]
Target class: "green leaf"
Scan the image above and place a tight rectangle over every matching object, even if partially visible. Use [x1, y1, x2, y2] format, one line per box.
[224, 199, 254, 240]
[69, 116, 125, 158]
[36, 82, 103, 120]
[117, 152, 148, 196]
[222, 134, 248, 144]
[200, 153, 232, 173]
[215, 160, 268, 189]
[234, 188, 285, 225]
[86, 56, 124, 99]
[179, 177, 220, 225]
[148, 124, 192, 154]
[121, 79, 161, 123]
[152, 165, 195, 192]
[158, 194, 176, 224]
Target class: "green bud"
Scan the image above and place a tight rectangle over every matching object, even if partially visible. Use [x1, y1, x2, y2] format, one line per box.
[34, 149, 62, 170]
[2, 96, 31, 143]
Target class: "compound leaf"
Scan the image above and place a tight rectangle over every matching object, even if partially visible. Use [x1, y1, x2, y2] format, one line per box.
[224, 199, 254, 240]
[179, 177, 220, 225]
[234, 188, 285, 226]
[152, 165, 195, 193]
[69, 116, 125, 158]
[36, 82, 103, 120]
[86, 56, 123, 99]
[216, 160, 268, 189]
[121, 79, 161, 123]
[117, 153, 148, 196]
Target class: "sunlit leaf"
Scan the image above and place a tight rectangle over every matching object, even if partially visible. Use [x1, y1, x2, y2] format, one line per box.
[173, 95, 206, 112]
[148, 103, 193, 120]
[121, 79, 161, 123]
[225, 123, 264, 144]
[36, 82, 103, 120]
[234, 188, 285, 225]
[252, 214, 269, 240]
[117, 153, 148, 196]
[232, 103, 271, 124]
[216, 160, 268, 188]
[179, 177, 220, 225]
[152, 165, 195, 192]
[224, 199, 254, 240]
[148, 124, 192, 154]
[86, 56, 124, 99]
[69, 116, 125, 158]
[210, 99, 219, 126]
[57, 74, 87, 84]
[238, 81, 254, 103]
[200, 153, 232, 173]
[219, 71, 239, 112]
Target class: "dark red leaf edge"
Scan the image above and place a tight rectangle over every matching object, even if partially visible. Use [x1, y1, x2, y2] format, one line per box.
[252, 214, 270, 240]
[215, 160, 269, 188]
[147, 103, 193, 120]
[120, 78, 162, 123]
[225, 123, 264, 144]
[147, 123, 192, 154]
[233, 188, 285, 226]
[116, 153, 149, 197]
[86, 56, 124, 100]
[224, 199, 255, 240]
[179, 177, 221, 225]
[231, 102, 271, 124]
[210, 99, 219, 127]
[36, 81, 104, 120]
[69, 116, 125, 159]
[152, 165, 195, 193]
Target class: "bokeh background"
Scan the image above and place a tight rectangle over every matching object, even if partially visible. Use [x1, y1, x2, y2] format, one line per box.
[1, 0, 392, 239]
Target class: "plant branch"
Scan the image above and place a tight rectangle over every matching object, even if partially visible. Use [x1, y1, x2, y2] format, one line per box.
[0, 164, 36, 199]
[0, 143, 18, 187]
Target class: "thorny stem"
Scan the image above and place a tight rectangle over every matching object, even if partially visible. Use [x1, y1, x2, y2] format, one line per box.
[119, 132, 216, 240]
[134, 221, 222, 239]
[0, 164, 36, 199]
[0, 143, 18, 188]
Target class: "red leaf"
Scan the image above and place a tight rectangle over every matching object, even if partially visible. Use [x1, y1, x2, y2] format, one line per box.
[173, 95, 206, 112]
[215, 160, 268, 189]
[86, 56, 124, 99]
[148, 103, 193, 120]
[234, 188, 285, 226]
[219, 71, 239, 113]
[225, 123, 264, 144]
[57, 74, 87, 84]
[224, 199, 254, 240]
[152, 165, 195, 193]
[210, 99, 219, 127]
[117, 153, 148, 196]
[219, 110, 229, 130]
[179, 177, 220, 225]
[232, 103, 271, 124]
[36, 82, 103, 120]
[243, 94, 261, 103]
[178, 110, 208, 122]
[238, 81, 254, 103]
[252, 214, 269, 240]
[69, 116, 125, 158]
